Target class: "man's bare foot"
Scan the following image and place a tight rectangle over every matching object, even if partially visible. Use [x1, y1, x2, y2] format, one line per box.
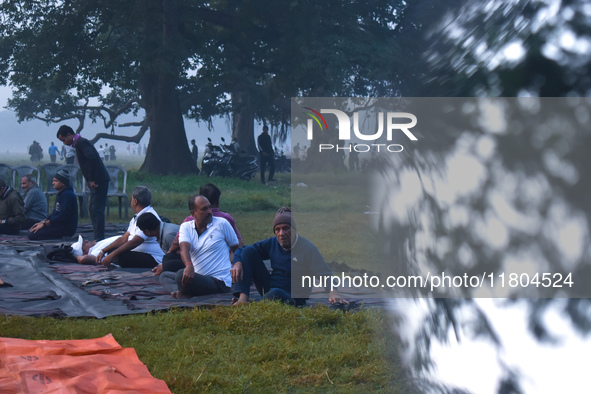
[232, 294, 249, 305]
[171, 291, 190, 299]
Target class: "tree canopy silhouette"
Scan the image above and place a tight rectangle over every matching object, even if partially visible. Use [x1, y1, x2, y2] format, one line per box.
[0, 0, 404, 173]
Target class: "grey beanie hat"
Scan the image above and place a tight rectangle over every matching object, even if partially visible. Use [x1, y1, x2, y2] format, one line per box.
[55, 169, 70, 186]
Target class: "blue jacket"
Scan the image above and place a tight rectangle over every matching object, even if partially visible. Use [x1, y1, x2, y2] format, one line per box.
[234, 235, 332, 298]
[48, 186, 78, 233]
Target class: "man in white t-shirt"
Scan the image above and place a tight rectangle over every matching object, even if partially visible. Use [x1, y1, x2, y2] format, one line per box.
[95, 186, 164, 268]
[159, 195, 239, 298]
[74, 235, 119, 264]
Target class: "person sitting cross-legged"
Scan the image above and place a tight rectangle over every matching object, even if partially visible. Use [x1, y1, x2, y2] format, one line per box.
[28, 170, 77, 240]
[21, 174, 48, 229]
[154, 183, 243, 275]
[159, 194, 239, 299]
[231, 207, 347, 306]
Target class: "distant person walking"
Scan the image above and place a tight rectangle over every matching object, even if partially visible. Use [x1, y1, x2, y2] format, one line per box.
[257, 125, 275, 185]
[48, 142, 59, 163]
[28, 141, 43, 163]
[104, 143, 110, 161]
[57, 125, 109, 241]
[110, 145, 116, 161]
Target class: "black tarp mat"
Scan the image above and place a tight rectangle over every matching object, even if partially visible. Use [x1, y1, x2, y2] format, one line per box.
[0, 227, 388, 318]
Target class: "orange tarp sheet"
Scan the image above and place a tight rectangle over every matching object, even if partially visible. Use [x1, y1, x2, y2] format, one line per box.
[0, 334, 171, 393]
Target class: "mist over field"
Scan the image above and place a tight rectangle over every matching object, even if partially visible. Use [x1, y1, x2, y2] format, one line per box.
[0, 108, 232, 156]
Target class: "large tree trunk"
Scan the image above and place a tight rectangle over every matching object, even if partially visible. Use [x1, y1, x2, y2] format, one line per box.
[138, 0, 196, 175]
[140, 75, 196, 175]
[231, 89, 256, 156]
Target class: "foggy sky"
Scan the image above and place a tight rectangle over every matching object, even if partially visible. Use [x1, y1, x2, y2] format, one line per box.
[0, 85, 233, 155]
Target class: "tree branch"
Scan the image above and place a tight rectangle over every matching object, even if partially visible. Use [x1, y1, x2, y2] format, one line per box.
[89, 121, 149, 145]
[79, 96, 140, 129]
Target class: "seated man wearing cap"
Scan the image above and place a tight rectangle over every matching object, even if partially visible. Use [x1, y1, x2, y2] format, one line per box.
[28, 169, 78, 240]
[231, 207, 347, 306]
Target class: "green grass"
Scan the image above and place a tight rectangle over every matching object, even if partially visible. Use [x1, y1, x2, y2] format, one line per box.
[0, 303, 405, 393]
[0, 156, 406, 392]
[291, 172, 384, 273]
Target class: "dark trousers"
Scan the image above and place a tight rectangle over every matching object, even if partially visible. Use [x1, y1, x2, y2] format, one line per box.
[159, 270, 230, 297]
[259, 153, 275, 183]
[161, 252, 185, 272]
[232, 246, 304, 306]
[89, 181, 108, 241]
[27, 225, 74, 240]
[0, 223, 20, 235]
[113, 251, 158, 269]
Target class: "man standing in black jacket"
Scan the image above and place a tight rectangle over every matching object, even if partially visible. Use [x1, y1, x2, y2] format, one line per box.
[257, 125, 275, 185]
[57, 125, 110, 241]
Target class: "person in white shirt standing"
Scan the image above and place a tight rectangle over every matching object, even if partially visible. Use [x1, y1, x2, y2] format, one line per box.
[159, 194, 239, 298]
[96, 186, 164, 268]
[98, 145, 106, 161]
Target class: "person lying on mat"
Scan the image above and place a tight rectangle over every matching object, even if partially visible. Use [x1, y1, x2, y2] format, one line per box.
[74, 212, 178, 267]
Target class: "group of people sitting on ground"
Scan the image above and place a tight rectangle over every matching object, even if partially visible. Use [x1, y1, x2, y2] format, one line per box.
[0, 170, 77, 240]
[100, 184, 344, 305]
[1, 177, 346, 306]
[2, 125, 345, 305]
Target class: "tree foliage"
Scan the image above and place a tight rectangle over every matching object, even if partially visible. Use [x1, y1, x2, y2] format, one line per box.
[0, 0, 406, 172]
[183, 0, 405, 155]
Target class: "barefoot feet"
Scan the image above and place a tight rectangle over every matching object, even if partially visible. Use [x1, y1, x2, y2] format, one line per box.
[171, 291, 190, 299]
